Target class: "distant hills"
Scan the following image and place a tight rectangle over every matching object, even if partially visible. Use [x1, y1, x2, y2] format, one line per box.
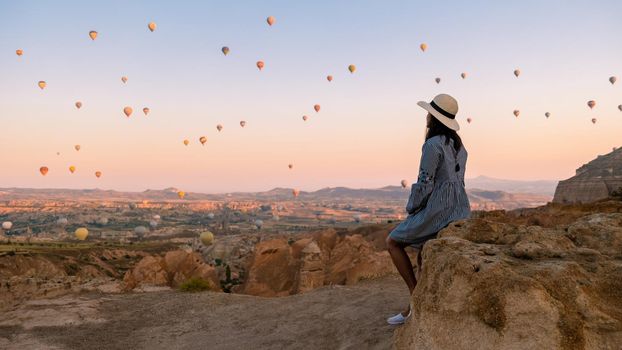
[465, 175, 557, 196]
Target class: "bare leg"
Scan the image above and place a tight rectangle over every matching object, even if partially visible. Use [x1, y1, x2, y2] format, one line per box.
[386, 236, 416, 316]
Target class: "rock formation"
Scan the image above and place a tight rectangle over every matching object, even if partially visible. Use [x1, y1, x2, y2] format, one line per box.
[554, 147, 622, 203]
[394, 212, 622, 349]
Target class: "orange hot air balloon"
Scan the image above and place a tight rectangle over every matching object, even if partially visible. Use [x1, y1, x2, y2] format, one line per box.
[240, 120, 246, 127]
[75, 101, 82, 109]
[466, 118, 472, 124]
[401, 179, 408, 188]
[420, 43, 427, 52]
[288, 164, 293, 169]
[302, 115, 308, 121]
[39, 166, 49, 176]
[123, 106, 133, 117]
[348, 65, 356, 73]
[183, 139, 190, 146]
[314, 104, 320, 113]
[177, 191, 186, 199]
[121, 76, 128, 84]
[461, 72, 467, 79]
[292, 189, 300, 197]
[143, 107, 150, 116]
[89, 31, 98, 40]
[222, 46, 229, 55]
[587, 100, 596, 109]
[199, 136, 207, 145]
[513, 69, 521, 78]
[327, 75, 333, 82]
[216, 124, 223, 132]
[16, 49, 23, 56]
[148, 22, 156, 32]
[545, 112, 551, 118]
[69, 166, 76, 174]
[95, 171, 102, 178]
[256, 61, 264, 70]
[591, 118, 597, 124]
[267, 16, 275, 26]
[435, 77, 441, 84]
[513, 110, 520, 117]
[74, 145, 81, 151]
[38, 81, 46, 90]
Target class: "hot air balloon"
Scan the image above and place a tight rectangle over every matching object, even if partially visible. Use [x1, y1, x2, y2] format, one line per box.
[420, 43, 427, 52]
[89, 31, 98, 40]
[216, 124, 223, 132]
[121, 76, 128, 84]
[288, 164, 293, 169]
[153, 214, 161, 220]
[199, 136, 207, 145]
[2, 221, 13, 230]
[513, 110, 520, 117]
[267, 16, 275, 26]
[149, 220, 158, 228]
[254, 219, 263, 230]
[466, 118, 472, 124]
[302, 115, 308, 121]
[514, 69, 521, 77]
[609, 76, 617, 85]
[314, 104, 320, 113]
[400, 179, 408, 188]
[183, 139, 190, 146]
[69, 166, 76, 174]
[123, 106, 133, 117]
[256, 61, 264, 70]
[56, 217, 68, 226]
[461, 72, 467, 79]
[97, 217, 109, 225]
[618, 105, 622, 112]
[591, 118, 597, 124]
[177, 191, 186, 199]
[200, 231, 214, 246]
[207, 213, 215, 220]
[292, 189, 300, 197]
[75, 145, 81, 151]
[75, 101, 82, 109]
[40, 166, 49, 176]
[16, 49, 23, 56]
[95, 171, 102, 178]
[545, 112, 551, 118]
[129, 203, 137, 210]
[148, 22, 156, 32]
[435, 77, 441, 84]
[143, 107, 150, 116]
[327, 75, 333, 82]
[134, 226, 148, 237]
[222, 46, 229, 55]
[38, 81, 46, 90]
[75, 227, 88, 240]
[240, 120, 246, 127]
[348, 65, 356, 73]
[587, 100, 596, 109]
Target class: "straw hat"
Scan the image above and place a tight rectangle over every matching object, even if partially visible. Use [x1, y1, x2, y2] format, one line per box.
[417, 94, 460, 131]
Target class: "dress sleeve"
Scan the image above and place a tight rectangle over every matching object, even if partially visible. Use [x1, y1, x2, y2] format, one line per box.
[406, 140, 442, 214]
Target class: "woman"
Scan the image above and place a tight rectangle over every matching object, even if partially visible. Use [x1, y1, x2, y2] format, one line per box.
[386, 93, 471, 325]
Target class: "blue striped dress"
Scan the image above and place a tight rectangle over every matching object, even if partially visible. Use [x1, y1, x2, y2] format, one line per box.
[389, 134, 471, 247]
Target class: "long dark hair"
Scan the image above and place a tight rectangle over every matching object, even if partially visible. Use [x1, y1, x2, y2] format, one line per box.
[425, 114, 463, 153]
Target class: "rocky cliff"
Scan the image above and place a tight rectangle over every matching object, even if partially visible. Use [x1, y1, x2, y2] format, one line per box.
[554, 147, 622, 203]
[394, 199, 622, 350]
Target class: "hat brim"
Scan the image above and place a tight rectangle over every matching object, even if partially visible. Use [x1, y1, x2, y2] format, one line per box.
[417, 101, 460, 131]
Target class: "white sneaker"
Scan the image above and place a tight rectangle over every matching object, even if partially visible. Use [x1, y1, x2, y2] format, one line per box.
[386, 309, 412, 325]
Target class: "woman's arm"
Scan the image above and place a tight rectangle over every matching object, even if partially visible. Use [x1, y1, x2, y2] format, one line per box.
[406, 139, 442, 214]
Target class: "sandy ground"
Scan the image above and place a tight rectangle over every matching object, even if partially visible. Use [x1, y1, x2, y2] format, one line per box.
[0, 275, 409, 350]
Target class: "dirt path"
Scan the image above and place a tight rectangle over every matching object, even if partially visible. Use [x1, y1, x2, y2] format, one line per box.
[0, 275, 409, 350]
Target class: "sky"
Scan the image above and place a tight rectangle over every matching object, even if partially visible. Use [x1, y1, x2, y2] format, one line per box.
[0, 0, 621, 193]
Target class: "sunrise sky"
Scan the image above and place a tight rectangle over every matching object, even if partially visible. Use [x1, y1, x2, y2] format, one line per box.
[1, 0, 621, 192]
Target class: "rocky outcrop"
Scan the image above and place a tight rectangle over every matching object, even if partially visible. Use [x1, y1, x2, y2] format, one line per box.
[554, 147, 622, 203]
[123, 250, 220, 291]
[241, 227, 408, 297]
[394, 213, 622, 350]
